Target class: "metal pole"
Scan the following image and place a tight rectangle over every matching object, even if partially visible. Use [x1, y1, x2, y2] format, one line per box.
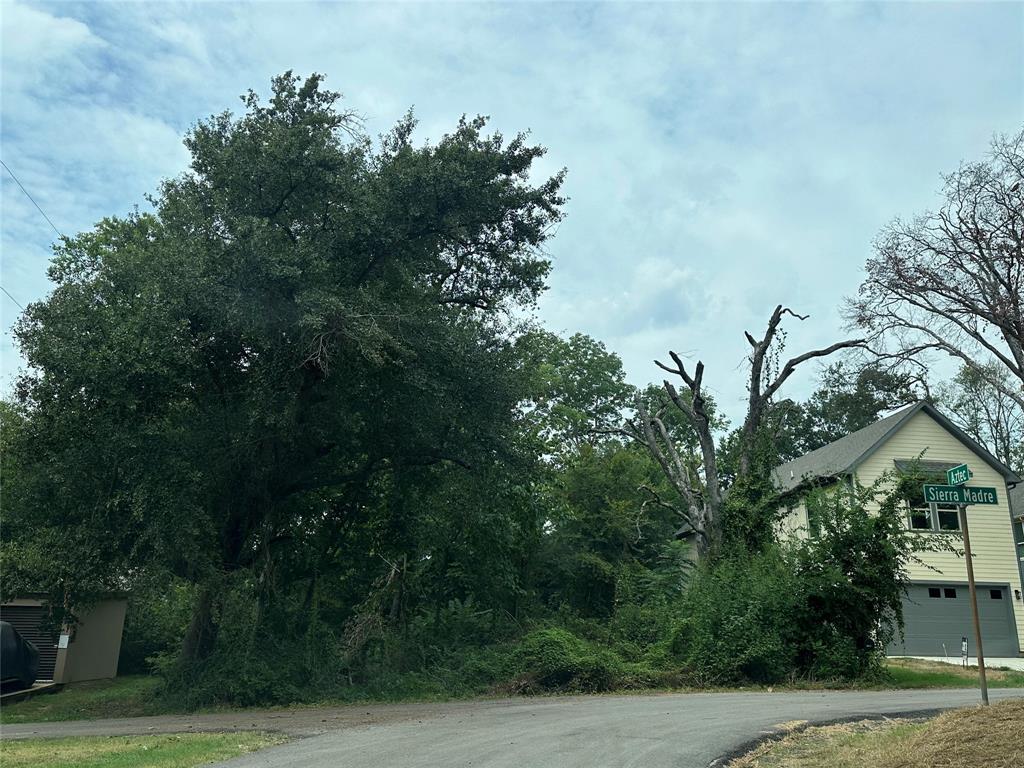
[959, 503, 989, 706]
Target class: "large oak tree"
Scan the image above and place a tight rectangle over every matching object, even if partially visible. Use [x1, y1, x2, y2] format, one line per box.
[6, 73, 565, 662]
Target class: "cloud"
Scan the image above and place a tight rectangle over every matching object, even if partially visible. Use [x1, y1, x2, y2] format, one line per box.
[2, 1, 1021, 420]
[1, 1, 101, 70]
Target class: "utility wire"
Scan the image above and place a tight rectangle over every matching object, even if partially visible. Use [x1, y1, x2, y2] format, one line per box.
[1, 285, 24, 310]
[1, 158, 65, 311]
[1, 158, 63, 239]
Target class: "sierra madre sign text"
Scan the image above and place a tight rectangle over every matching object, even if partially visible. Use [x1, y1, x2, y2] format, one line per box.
[922, 484, 999, 506]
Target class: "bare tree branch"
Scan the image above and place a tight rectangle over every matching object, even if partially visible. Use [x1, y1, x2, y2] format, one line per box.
[846, 129, 1024, 405]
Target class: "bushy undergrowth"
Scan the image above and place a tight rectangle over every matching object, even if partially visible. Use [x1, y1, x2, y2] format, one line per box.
[128, 567, 894, 708]
[121, 484, 909, 708]
[668, 550, 797, 685]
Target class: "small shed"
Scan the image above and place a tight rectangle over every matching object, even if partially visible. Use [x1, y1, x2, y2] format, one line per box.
[0, 597, 127, 684]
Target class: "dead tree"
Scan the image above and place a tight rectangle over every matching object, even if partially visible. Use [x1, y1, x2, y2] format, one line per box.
[631, 306, 864, 559]
[847, 129, 1024, 409]
[737, 305, 866, 476]
[631, 363, 721, 558]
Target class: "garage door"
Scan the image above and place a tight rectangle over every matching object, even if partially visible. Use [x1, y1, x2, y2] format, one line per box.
[0, 604, 59, 680]
[888, 583, 1019, 657]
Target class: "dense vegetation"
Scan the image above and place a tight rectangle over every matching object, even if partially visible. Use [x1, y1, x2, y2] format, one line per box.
[2, 75, 1018, 709]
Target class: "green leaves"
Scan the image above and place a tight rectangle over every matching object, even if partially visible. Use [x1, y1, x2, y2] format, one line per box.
[5, 73, 566, 656]
[518, 331, 633, 457]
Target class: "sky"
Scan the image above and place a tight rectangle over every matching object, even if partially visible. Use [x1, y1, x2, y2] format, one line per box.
[2, 1, 1022, 425]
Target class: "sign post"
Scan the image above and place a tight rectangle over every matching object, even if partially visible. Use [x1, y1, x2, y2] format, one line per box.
[931, 464, 991, 706]
[959, 502, 989, 706]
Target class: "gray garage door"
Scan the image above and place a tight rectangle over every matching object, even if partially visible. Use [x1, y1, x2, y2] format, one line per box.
[888, 583, 1019, 657]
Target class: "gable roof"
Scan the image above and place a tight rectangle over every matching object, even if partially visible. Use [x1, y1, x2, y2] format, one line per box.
[772, 401, 1022, 495]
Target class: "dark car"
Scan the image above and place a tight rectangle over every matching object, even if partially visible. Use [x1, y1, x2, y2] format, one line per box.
[1, 620, 39, 690]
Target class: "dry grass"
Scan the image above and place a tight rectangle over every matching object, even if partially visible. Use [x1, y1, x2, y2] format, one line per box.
[729, 698, 1024, 768]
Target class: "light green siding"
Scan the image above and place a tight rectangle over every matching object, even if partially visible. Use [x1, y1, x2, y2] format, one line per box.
[777, 500, 809, 540]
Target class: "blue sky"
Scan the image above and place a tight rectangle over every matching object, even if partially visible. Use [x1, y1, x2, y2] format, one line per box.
[2, 1, 1022, 424]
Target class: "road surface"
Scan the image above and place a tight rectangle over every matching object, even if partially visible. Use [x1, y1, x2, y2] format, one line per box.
[3, 688, 1022, 767]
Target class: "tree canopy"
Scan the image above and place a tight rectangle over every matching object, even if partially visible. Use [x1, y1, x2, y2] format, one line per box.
[7, 72, 565, 662]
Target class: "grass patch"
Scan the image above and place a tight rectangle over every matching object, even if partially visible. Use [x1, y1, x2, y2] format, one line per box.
[883, 658, 1024, 689]
[1, 658, 1020, 725]
[728, 698, 1024, 767]
[0, 677, 169, 724]
[0, 733, 284, 768]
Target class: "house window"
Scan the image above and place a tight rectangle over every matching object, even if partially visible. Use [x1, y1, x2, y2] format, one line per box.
[909, 507, 933, 530]
[905, 488, 960, 533]
[928, 587, 941, 598]
[936, 507, 961, 531]
[944, 588, 957, 598]
[990, 589, 1003, 600]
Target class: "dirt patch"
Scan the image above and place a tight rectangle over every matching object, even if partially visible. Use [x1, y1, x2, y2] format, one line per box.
[0, 696, 539, 740]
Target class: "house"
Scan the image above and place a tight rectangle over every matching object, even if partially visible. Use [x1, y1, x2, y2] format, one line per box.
[773, 401, 1023, 658]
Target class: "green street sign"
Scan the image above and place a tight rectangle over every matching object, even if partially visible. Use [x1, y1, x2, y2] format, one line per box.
[962, 486, 999, 505]
[923, 484, 999, 506]
[947, 464, 972, 486]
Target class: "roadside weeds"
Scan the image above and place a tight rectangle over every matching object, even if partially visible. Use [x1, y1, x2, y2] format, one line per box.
[725, 698, 1024, 768]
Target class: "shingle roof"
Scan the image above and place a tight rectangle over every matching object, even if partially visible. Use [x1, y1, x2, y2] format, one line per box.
[772, 403, 920, 494]
[771, 401, 1022, 495]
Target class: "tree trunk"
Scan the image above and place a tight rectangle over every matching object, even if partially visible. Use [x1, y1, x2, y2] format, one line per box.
[182, 585, 217, 664]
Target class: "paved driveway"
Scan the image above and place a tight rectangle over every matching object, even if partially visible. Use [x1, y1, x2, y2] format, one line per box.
[4, 688, 1022, 767]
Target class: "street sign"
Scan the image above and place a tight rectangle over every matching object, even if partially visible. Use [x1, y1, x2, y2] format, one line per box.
[922, 484, 999, 505]
[947, 464, 972, 486]
[962, 486, 999, 505]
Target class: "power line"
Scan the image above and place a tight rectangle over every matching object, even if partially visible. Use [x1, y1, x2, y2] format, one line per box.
[1, 158, 63, 313]
[1, 158, 63, 239]
[0, 284, 24, 310]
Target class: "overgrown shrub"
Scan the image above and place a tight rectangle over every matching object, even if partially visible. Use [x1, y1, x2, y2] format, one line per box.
[786, 477, 944, 680]
[668, 478, 925, 686]
[154, 575, 349, 709]
[668, 549, 797, 685]
[507, 627, 625, 692]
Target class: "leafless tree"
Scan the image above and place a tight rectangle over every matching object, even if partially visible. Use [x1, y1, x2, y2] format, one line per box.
[629, 306, 863, 558]
[631, 362, 722, 558]
[846, 130, 1024, 410]
[937, 364, 1024, 474]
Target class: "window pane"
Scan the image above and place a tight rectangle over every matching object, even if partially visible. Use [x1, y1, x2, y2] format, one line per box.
[990, 589, 1003, 600]
[928, 587, 941, 598]
[909, 509, 932, 530]
[937, 507, 960, 531]
[944, 588, 957, 598]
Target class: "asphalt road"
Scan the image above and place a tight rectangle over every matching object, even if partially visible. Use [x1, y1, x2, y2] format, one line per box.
[4, 688, 1022, 767]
